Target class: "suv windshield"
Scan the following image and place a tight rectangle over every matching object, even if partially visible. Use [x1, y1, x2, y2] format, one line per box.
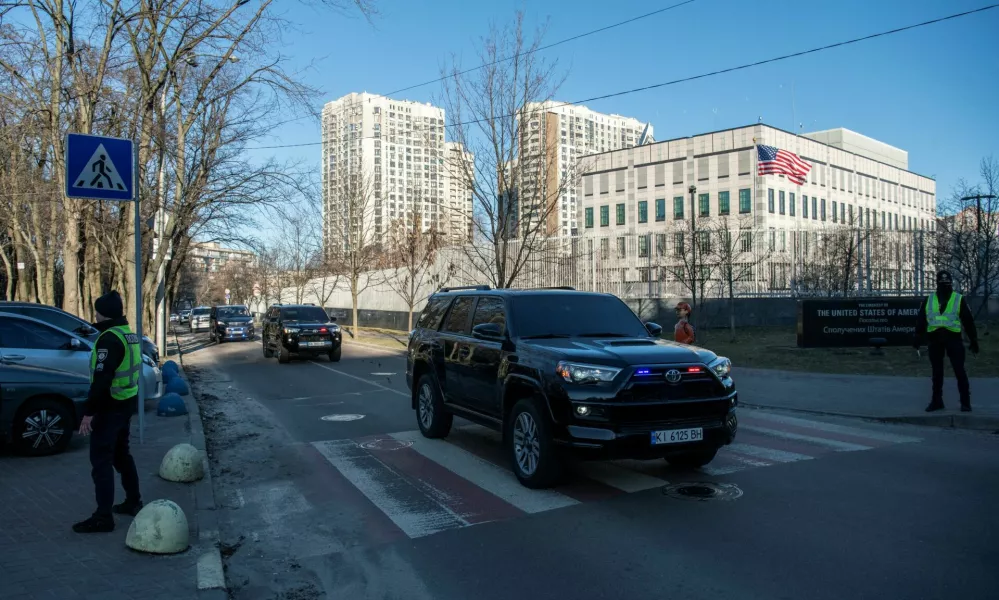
[192, 307, 210, 316]
[217, 306, 249, 318]
[512, 294, 649, 339]
[280, 306, 329, 322]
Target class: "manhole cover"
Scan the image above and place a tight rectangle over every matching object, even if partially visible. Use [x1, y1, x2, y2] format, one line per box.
[321, 414, 365, 422]
[661, 482, 742, 502]
[358, 438, 413, 451]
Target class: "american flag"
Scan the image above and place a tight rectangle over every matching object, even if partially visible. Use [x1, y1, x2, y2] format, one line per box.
[757, 144, 811, 185]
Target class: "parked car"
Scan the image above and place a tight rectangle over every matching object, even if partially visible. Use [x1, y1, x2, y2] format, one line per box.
[210, 305, 254, 343]
[262, 304, 341, 363]
[0, 313, 163, 402]
[0, 301, 159, 364]
[189, 306, 211, 333]
[170, 313, 179, 323]
[0, 362, 89, 456]
[406, 286, 738, 489]
[179, 310, 192, 324]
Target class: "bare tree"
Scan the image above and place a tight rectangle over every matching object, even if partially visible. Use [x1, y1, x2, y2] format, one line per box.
[708, 215, 772, 339]
[658, 205, 716, 323]
[384, 207, 446, 331]
[439, 12, 578, 289]
[327, 167, 381, 333]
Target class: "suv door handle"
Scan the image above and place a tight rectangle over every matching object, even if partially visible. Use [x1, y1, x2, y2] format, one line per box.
[2, 354, 25, 362]
[457, 346, 471, 357]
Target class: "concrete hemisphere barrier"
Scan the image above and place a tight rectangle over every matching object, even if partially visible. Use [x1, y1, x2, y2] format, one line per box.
[165, 377, 190, 396]
[125, 499, 190, 554]
[159, 442, 205, 483]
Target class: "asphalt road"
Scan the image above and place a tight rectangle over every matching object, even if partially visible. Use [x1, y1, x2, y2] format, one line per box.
[177, 331, 999, 600]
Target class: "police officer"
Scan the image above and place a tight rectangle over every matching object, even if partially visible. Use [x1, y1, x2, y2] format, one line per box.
[913, 270, 979, 413]
[73, 291, 143, 533]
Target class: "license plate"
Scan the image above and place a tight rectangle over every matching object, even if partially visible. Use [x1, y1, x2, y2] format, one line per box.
[301, 341, 331, 347]
[650, 427, 704, 445]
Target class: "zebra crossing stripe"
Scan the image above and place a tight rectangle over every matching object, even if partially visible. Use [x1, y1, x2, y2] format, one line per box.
[741, 412, 921, 444]
[727, 442, 814, 464]
[575, 461, 670, 493]
[391, 431, 579, 514]
[739, 424, 873, 452]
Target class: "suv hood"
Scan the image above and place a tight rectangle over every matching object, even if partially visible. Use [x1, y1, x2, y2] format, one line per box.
[219, 315, 252, 323]
[523, 337, 718, 366]
[283, 320, 337, 328]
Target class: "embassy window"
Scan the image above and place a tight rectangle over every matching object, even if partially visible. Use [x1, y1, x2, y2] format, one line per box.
[812, 197, 818, 220]
[600, 205, 609, 227]
[616, 203, 626, 225]
[739, 189, 751, 213]
[655, 198, 666, 221]
[638, 235, 649, 257]
[779, 191, 786, 215]
[768, 189, 775, 213]
[673, 197, 685, 219]
[584, 207, 594, 228]
[638, 201, 648, 224]
[699, 194, 710, 217]
[802, 195, 809, 218]
[789, 193, 796, 217]
[820, 198, 827, 221]
[832, 201, 838, 223]
[719, 191, 730, 215]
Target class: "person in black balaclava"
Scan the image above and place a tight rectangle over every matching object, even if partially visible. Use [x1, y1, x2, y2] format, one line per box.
[913, 270, 979, 412]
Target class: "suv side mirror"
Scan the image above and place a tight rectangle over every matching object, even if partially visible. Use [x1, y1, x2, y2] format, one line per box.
[329, 316, 337, 322]
[472, 322, 504, 340]
[645, 322, 663, 337]
[69, 338, 85, 351]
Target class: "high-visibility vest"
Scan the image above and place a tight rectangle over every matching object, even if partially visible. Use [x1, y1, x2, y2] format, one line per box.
[90, 325, 141, 400]
[926, 292, 962, 334]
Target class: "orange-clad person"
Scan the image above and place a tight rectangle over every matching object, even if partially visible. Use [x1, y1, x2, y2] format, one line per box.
[674, 302, 695, 344]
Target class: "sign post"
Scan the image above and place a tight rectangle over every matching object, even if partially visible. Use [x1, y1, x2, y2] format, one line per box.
[65, 133, 144, 443]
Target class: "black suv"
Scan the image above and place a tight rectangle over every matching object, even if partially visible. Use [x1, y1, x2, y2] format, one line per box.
[406, 287, 738, 489]
[262, 304, 342, 363]
[210, 304, 254, 343]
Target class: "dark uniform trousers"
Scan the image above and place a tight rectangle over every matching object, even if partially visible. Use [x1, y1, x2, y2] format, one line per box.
[90, 409, 141, 517]
[928, 337, 970, 406]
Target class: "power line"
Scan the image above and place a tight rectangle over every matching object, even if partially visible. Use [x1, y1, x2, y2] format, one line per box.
[383, 0, 701, 97]
[249, 4, 999, 151]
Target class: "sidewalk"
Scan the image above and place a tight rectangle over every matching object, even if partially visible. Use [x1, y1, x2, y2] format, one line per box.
[0, 340, 219, 600]
[734, 367, 999, 431]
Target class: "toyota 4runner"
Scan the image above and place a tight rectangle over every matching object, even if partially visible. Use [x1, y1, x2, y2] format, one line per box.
[406, 287, 738, 489]
[262, 304, 342, 363]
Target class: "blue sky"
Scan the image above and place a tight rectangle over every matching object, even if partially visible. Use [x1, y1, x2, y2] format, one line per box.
[255, 0, 997, 201]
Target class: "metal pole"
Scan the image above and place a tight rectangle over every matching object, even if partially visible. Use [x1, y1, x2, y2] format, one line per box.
[134, 148, 144, 444]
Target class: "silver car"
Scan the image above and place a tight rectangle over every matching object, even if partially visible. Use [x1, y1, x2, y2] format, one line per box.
[189, 306, 211, 333]
[0, 313, 163, 401]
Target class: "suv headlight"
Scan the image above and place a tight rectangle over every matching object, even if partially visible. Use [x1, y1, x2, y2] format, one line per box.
[556, 361, 621, 384]
[709, 356, 732, 378]
[284, 327, 299, 334]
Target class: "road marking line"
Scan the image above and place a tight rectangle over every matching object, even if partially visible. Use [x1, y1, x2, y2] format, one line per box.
[391, 431, 579, 514]
[312, 439, 468, 538]
[727, 442, 813, 464]
[197, 550, 226, 590]
[310, 360, 409, 397]
[575, 461, 669, 493]
[739, 424, 872, 452]
[742, 411, 922, 444]
[371, 372, 397, 376]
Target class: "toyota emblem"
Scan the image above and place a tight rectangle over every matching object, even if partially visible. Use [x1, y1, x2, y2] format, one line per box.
[665, 369, 682, 383]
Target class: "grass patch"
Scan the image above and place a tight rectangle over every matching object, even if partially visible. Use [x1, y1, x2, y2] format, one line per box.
[695, 323, 997, 377]
[343, 327, 408, 351]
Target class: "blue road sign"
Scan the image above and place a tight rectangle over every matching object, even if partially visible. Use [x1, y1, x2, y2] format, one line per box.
[65, 133, 134, 201]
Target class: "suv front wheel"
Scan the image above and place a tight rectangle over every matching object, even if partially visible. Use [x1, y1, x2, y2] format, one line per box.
[416, 374, 452, 438]
[507, 399, 563, 489]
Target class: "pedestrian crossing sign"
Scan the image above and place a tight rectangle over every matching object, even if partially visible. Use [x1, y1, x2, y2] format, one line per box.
[65, 133, 134, 201]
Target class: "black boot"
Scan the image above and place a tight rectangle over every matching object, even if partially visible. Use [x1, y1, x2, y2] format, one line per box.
[113, 499, 143, 516]
[925, 401, 945, 412]
[73, 514, 114, 533]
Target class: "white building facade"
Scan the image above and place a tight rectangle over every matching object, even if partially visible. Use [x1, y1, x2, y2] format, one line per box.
[321, 93, 473, 249]
[519, 102, 652, 237]
[576, 124, 937, 296]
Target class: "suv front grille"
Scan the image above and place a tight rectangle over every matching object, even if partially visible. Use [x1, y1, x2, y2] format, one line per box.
[610, 399, 732, 428]
[622, 369, 724, 403]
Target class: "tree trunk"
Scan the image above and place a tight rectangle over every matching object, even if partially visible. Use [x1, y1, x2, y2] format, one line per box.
[351, 275, 360, 337]
[0, 244, 13, 301]
[728, 279, 736, 341]
[62, 203, 83, 315]
[407, 306, 413, 332]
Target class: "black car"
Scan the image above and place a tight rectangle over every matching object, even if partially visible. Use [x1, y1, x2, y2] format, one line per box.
[210, 304, 254, 343]
[406, 286, 738, 489]
[262, 304, 342, 363]
[1, 362, 89, 456]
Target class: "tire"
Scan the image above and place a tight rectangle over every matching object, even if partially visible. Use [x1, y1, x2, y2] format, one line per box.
[262, 341, 274, 358]
[278, 346, 291, 364]
[665, 448, 719, 469]
[328, 346, 342, 362]
[507, 399, 563, 489]
[13, 398, 74, 457]
[415, 375, 452, 438]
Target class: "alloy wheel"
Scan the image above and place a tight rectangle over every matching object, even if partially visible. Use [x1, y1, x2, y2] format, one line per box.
[512, 412, 540, 476]
[22, 410, 65, 450]
[418, 383, 434, 429]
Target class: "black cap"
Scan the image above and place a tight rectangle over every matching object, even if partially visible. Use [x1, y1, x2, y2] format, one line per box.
[95, 290, 124, 319]
[936, 270, 953, 286]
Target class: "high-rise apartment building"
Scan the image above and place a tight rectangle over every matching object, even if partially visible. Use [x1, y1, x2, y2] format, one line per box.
[518, 102, 653, 237]
[321, 93, 473, 250]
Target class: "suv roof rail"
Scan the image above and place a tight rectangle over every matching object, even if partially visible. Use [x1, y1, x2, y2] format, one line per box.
[439, 285, 491, 293]
[534, 286, 576, 291]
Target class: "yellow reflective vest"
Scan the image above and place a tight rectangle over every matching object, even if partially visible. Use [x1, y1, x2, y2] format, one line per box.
[89, 325, 141, 400]
[925, 292, 962, 334]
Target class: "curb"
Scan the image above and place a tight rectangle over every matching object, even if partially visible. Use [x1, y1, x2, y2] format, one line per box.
[172, 335, 228, 599]
[741, 402, 999, 432]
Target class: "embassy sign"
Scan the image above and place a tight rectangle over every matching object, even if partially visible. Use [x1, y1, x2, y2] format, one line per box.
[797, 297, 923, 348]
